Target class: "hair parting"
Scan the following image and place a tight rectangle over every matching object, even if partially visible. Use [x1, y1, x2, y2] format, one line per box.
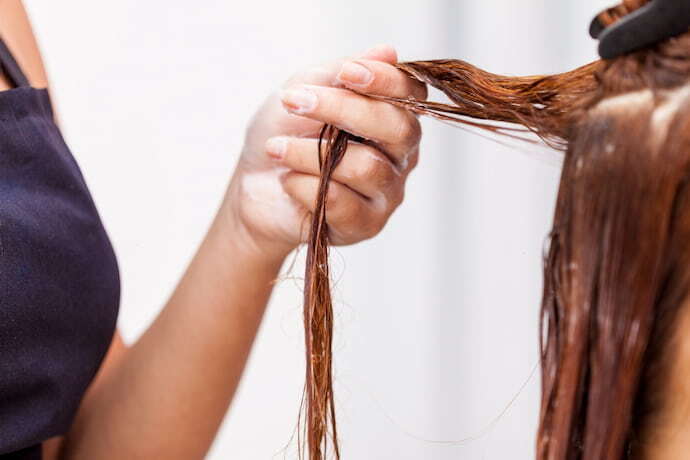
[299, 1, 690, 458]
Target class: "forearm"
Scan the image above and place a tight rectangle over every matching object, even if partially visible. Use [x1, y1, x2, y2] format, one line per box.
[59, 196, 287, 459]
[54, 44, 422, 459]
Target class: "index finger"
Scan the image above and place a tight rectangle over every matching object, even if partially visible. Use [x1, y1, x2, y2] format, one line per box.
[284, 45, 400, 89]
[336, 59, 428, 101]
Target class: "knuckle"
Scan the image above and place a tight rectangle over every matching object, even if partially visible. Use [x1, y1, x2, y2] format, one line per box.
[328, 191, 358, 224]
[389, 184, 405, 209]
[398, 187, 406, 208]
[407, 149, 420, 170]
[394, 116, 422, 146]
[376, 72, 395, 93]
[356, 151, 397, 190]
[377, 164, 398, 191]
[325, 184, 342, 210]
[361, 212, 386, 239]
[359, 156, 382, 182]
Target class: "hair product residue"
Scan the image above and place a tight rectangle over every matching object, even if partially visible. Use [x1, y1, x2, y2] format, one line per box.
[300, 1, 690, 459]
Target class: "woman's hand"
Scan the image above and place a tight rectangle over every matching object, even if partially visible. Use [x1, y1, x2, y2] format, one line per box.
[222, 45, 427, 260]
[58, 44, 427, 460]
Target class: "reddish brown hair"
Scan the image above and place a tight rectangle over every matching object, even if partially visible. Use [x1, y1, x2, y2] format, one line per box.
[301, 1, 690, 458]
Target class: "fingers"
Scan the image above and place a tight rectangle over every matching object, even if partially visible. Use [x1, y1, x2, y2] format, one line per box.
[281, 172, 389, 242]
[275, 45, 425, 150]
[280, 85, 422, 165]
[284, 45, 399, 89]
[266, 137, 405, 206]
[336, 59, 427, 101]
[275, 45, 407, 139]
[283, 45, 423, 100]
[360, 44, 398, 64]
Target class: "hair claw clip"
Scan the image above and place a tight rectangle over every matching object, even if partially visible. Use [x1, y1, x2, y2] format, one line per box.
[590, 0, 690, 59]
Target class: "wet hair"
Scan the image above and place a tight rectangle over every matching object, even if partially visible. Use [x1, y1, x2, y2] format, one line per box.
[300, 1, 690, 458]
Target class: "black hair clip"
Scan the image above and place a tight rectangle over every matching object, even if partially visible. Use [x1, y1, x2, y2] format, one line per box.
[590, 0, 690, 59]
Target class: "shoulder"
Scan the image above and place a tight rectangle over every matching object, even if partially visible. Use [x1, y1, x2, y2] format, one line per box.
[0, 0, 49, 88]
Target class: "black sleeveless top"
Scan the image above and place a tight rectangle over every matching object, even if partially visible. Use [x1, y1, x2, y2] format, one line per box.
[0, 40, 121, 459]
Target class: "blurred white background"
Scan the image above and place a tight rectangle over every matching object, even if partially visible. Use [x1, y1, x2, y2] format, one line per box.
[24, 1, 611, 458]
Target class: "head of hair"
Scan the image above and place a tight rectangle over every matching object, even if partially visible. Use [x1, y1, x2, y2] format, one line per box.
[301, 1, 690, 458]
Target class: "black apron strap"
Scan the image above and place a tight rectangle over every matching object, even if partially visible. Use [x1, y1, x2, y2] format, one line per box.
[0, 38, 29, 88]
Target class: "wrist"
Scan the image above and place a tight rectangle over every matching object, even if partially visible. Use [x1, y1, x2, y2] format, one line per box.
[213, 191, 294, 270]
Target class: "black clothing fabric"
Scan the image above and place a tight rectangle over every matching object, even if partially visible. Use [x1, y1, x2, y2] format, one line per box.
[0, 38, 120, 458]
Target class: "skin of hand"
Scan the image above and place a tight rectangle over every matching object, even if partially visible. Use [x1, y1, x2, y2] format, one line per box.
[222, 44, 428, 261]
[53, 45, 427, 460]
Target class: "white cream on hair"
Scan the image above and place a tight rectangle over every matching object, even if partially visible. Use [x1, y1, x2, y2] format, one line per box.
[595, 89, 653, 113]
[593, 85, 690, 149]
[651, 84, 690, 145]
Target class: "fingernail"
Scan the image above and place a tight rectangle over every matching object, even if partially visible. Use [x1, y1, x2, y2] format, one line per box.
[265, 137, 288, 160]
[337, 62, 373, 87]
[281, 87, 318, 114]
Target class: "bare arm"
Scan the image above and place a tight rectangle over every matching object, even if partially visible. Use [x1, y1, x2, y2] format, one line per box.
[56, 50, 424, 459]
[0, 4, 279, 456]
[3, 2, 426, 457]
[58, 206, 285, 459]
[43, 333, 128, 459]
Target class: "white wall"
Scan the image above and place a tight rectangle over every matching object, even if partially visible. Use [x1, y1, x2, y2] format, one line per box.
[24, 1, 611, 458]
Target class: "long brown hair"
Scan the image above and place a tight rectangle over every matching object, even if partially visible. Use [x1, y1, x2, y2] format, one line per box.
[300, 1, 690, 458]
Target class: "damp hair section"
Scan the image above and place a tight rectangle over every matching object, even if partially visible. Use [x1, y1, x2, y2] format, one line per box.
[298, 1, 690, 458]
